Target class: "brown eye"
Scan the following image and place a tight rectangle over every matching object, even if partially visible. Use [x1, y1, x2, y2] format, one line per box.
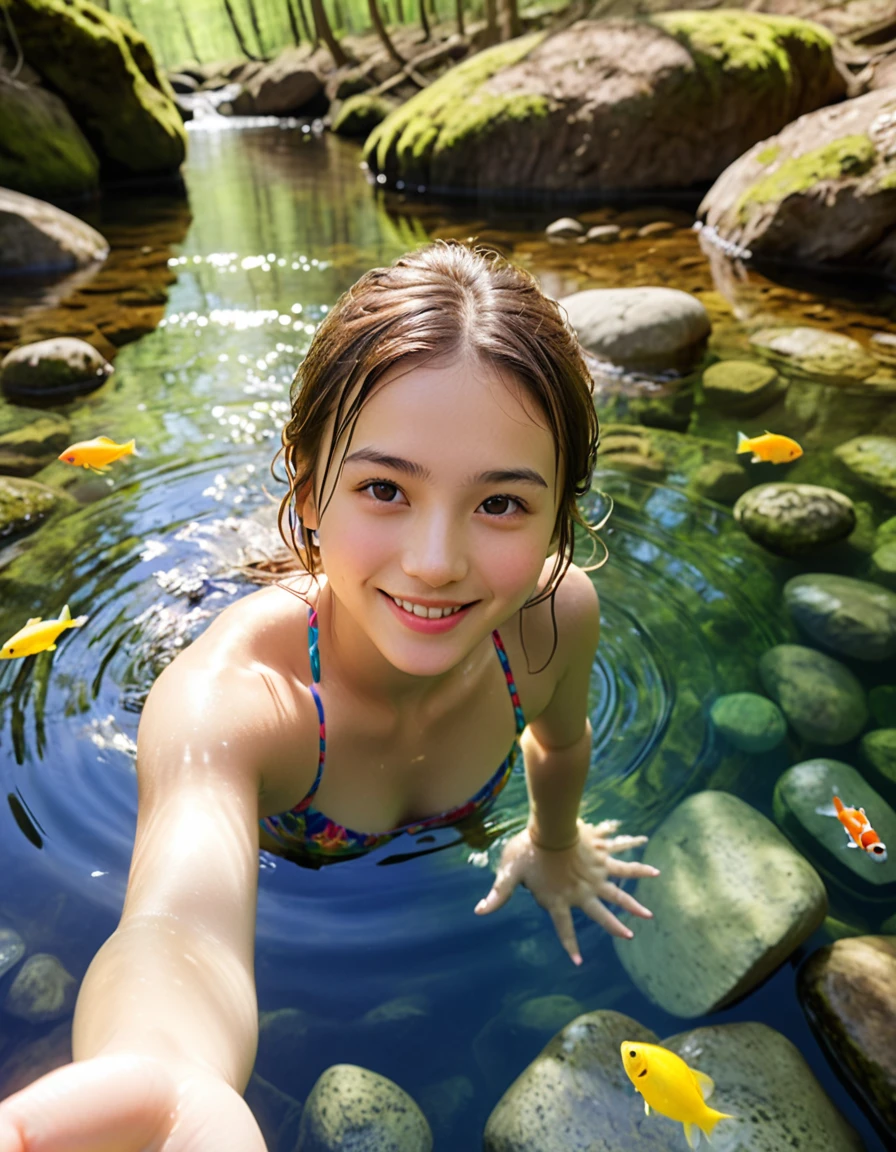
[369, 482, 398, 502]
[481, 495, 519, 516]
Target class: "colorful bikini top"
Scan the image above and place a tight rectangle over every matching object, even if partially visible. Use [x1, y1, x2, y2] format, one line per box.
[259, 606, 525, 860]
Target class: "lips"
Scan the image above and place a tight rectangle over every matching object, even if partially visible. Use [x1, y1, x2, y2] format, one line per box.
[379, 590, 476, 633]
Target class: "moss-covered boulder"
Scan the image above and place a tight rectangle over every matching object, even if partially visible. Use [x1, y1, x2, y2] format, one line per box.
[876, 515, 896, 548]
[8, 0, 186, 177]
[0, 412, 71, 477]
[296, 1065, 432, 1152]
[870, 541, 896, 590]
[784, 573, 896, 662]
[759, 644, 868, 745]
[700, 358, 784, 414]
[734, 483, 856, 557]
[1, 338, 113, 401]
[869, 685, 896, 727]
[364, 13, 843, 194]
[0, 188, 108, 276]
[0, 73, 100, 199]
[748, 327, 878, 385]
[834, 435, 896, 500]
[689, 459, 751, 504]
[0, 474, 65, 541]
[799, 936, 896, 1143]
[700, 87, 896, 277]
[861, 729, 896, 800]
[331, 92, 395, 138]
[710, 691, 788, 752]
[774, 759, 896, 900]
[229, 47, 323, 116]
[614, 791, 827, 1017]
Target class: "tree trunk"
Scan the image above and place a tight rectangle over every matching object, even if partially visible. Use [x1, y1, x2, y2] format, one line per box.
[393, 0, 404, 22]
[222, 0, 259, 57]
[499, 0, 520, 40]
[454, 0, 464, 37]
[310, 0, 349, 65]
[483, 0, 499, 45]
[418, 0, 431, 42]
[285, 0, 302, 45]
[294, 0, 317, 47]
[244, 0, 265, 55]
[368, 0, 408, 67]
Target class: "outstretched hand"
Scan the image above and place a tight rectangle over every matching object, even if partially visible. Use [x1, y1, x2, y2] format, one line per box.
[474, 818, 659, 965]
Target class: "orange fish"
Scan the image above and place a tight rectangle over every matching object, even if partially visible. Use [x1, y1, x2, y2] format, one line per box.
[58, 436, 137, 474]
[736, 430, 802, 464]
[832, 795, 887, 863]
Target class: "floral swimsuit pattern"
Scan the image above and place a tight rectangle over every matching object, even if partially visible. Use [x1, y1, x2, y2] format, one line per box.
[259, 606, 525, 860]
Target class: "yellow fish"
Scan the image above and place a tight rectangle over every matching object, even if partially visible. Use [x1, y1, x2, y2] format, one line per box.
[0, 604, 89, 659]
[58, 436, 138, 474]
[736, 430, 802, 464]
[621, 1041, 735, 1149]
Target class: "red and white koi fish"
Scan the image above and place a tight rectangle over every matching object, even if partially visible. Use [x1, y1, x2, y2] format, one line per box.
[830, 795, 887, 863]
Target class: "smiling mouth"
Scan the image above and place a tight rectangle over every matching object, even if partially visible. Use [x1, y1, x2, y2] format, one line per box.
[382, 592, 475, 620]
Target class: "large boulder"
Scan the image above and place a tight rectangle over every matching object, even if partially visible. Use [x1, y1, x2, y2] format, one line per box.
[230, 47, 323, 116]
[759, 644, 868, 745]
[296, 1065, 432, 1152]
[700, 87, 896, 277]
[0, 188, 108, 276]
[0, 71, 99, 199]
[773, 759, 896, 901]
[1, 337, 113, 401]
[784, 573, 896, 663]
[7, 0, 186, 177]
[799, 936, 896, 1143]
[834, 435, 896, 500]
[733, 483, 856, 557]
[613, 791, 827, 1017]
[365, 13, 844, 194]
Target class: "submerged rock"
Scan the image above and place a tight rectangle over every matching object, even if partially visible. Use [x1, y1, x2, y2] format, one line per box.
[0, 413, 71, 477]
[663, 1022, 863, 1152]
[473, 994, 585, 1086]
[759, 644, 868, 745]
[0, 337, 113, 401]
[798, 936, 896, 1142]
[748, 327, 878, 385]
[834, 435, 896, 500]
[560, 287, 710, 372]
[0, 474, 65, 542]
[734, 483, 855, 557]
[700, 359, 783, 415]
[861, 729, 896, 799]
[689, 459, 751, 504]
[870, 541, 896, 589]
[710, 691, 787, 752]
[0, 926, 25, 980]
[3, 953, 77, 1023]
[773, 759, 896, 900]
[614, 791, 826, 1017]
[331, 93, 394, 137]
[0, 187, 108, 276]
[296, 1064, 432, 1152]
[784, 573, 896, 662]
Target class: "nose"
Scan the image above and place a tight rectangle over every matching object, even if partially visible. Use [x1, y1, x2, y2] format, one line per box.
[401, 510, 468, 588]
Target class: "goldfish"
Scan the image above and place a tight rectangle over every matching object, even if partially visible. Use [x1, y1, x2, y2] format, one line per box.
[58, 436, 137, 473]
[0, 604, 88, 659]
[621, 1041, 735, 1149]
[736, 430, 803, 464]
[826, 794, 887, 863]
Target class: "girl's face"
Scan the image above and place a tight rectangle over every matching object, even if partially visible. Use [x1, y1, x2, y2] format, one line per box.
[303, 352, 560, 678]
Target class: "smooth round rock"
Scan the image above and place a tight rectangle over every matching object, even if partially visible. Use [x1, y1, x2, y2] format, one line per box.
[749, 327, 878, 384]
[0, 926, 25, 979]
[614, 791, 827, 1017]
[690, 459, 751, 503]
[798, 936, 896, 1143]
[860, 729, 896, 799]
[663, 1022, 863, 1152]
[773, 759, 896, 899]
[0, 474, 64, 541]
[296, 1065, 432, 1152]
[701, 359, 783, 414]
[759, 644, 868, 745]
[0, 187, 108, 275]
[834, 435, 896, 500]
[784, 573, 896, 662]
[869, 685, 896, 726]
[560, 287, 710, 371]
[3, 953, 77, 1023]
[584, 224, 620, 243]
[710, 691, 788, 752]
[0, 337, 113, 401]
[734, 483, 855, 557]
[546, 217, 584, 240]
[876, 515, 896, 549]
[870, 541, 896, 590]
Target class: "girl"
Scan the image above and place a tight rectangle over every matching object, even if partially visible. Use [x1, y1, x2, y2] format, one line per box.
[0, 241, 657, 1152]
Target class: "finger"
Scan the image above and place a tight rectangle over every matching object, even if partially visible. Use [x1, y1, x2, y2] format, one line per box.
[606, 857, 661, 880]
[591, 819, 620, 836]
[582, 896, 634, 940]
[604, 834, 648, 852]
[547, 904, 582, 966]
[598, 881, 654, 919]
[475, 869, 517, 915]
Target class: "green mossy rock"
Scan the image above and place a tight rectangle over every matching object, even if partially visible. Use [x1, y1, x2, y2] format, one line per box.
[0, 414, 71, 477]
[774, 759, 896, 899]
[0, 338, 113, 401]
[689, 459, 751, 504]
[749, 327, 878, 384]
[614, 791, 826, 1017]
[759, 644, 868, 745]
[8, 0, 186, 176]
[0, 474, 65, 541]
[876, 515, 896, 548]
[710, 691, 787, 752]
[784, 573, 896, 662]
[663, 1022, 863, 1152]
[0, 75, 99, 199]
[869, 685, 896, 726]
[734, 483, 856, 557]
[798, 936, 896, 1142]
[860, 729, 896, 800]
[331, 94, 395, 138]
[870, 541, 896, 590]
[834, 435, 896, 500]
[296, 1064, 432, 1152]
[701, 359, 783, 415]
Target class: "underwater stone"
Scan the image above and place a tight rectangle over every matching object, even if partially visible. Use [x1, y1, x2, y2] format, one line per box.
[701, 359, 783, 414]
[734, 483, 855, 557]
[861, 729, 896, 799]
[773, 759, 896, 900]
[783, 573, 896, 662]
[748, 327, 878, 384]
[473, 994, 585, 1087]
[417, 1076, 474, 1141]
[296, 1064, 432, 1152]
[0, 414, 72, 478]
[759, 644, 868, 744]
[798, 936, 896, 1142]
[0, 474, 64, 542]
[870, 541, 896, 589]
[614, 791, 826, 1017]
[876, 515, 896, 548]
[689, 459, 751, 504]
[0, 927, 25, 980]
[663, 1021, 863, 1152]
[0, 187, 108, 276]
[483, 1010, 669, 1152]
[834, 435, 896, 500]
[560, 287, 710, 372]
[710, 691, 787, 752]
[3, 953, 76, 1023]
[869, 684, 896, 726]
[0, 338, 113, 401]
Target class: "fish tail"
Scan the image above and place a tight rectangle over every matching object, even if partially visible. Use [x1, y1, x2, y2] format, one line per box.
[125, 439, 139, 457]
[70, 615, 89, 628]
[700, 1107, 736, 1142]
[833, 795, 845, 816]
[59, 604, 72, 622]
[736, 431, 750, 454]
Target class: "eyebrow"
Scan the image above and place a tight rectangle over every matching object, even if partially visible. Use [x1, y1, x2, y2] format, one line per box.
[343, 448, 549, 488]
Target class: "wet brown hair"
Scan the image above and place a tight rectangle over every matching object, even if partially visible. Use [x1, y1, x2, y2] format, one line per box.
[265, 239, 603, 664]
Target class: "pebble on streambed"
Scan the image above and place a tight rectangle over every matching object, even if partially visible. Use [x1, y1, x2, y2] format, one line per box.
[710, 691, 788, 753]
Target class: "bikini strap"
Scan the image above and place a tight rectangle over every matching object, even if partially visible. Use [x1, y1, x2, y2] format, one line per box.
[295, 606, 326, 811]
[491, 630, 526, 735]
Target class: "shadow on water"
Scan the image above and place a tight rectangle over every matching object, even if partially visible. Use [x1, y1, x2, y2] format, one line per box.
[0, 123, 893, 1149]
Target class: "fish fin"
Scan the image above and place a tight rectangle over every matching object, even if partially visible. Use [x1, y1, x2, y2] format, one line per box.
[46, 644, 56, 652]
[751, 454, 762, 463]
[90, 465, 112, 474]
[702, 1107, 736, 1141]
[683, 1121, 700, 1149]
[691, 1069, 715, 1101]
[643, 1099, 650, 1115]
[24, 617, 41, 626]
[59, 605, 71, 622]
[845, 841, 858, 848]
[94, 436, 119, 445]
[736, 432, 750, 453]
[859, 807, 867, 816]
[125, 438, 139, 456]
